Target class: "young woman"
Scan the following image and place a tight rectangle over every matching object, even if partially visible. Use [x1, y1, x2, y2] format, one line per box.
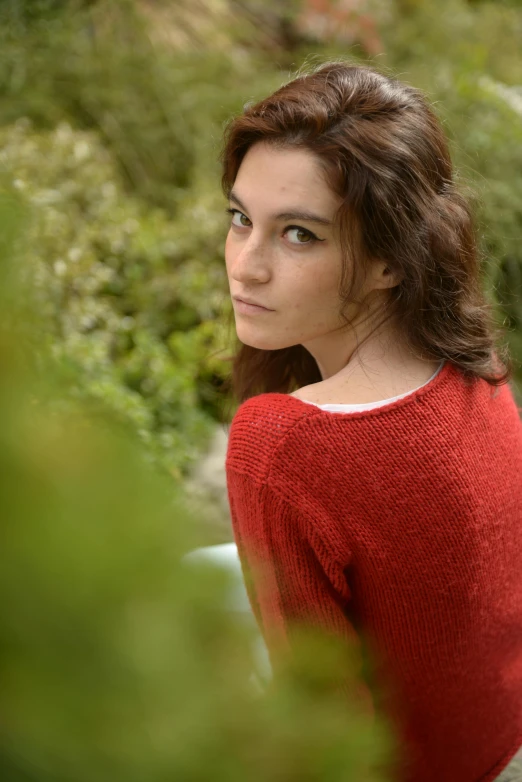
[221, 61, 522, 782]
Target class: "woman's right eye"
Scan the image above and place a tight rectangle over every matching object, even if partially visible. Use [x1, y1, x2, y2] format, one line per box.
[227, 208, 252, 228]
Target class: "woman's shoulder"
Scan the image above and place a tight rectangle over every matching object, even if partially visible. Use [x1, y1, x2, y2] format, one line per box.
[227, 358, 451, 478]
[225, 391, 321, 483]
[227, 388, 321, 433]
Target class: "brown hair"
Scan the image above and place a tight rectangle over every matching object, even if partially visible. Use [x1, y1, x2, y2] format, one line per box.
[219, 60, 512, 408]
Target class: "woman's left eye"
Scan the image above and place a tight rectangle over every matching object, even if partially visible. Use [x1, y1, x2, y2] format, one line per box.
[285, 226, 316, 245]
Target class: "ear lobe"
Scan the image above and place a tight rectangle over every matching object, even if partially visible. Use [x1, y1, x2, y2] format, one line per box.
[376, 262, 401, 289]
[363, 259, 401, 296]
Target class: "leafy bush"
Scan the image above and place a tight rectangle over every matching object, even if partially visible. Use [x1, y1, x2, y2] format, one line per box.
[0, 118, 233, 480]
[0, 0, 281, 210]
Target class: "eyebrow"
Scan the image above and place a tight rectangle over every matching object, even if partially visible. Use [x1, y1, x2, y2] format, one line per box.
[229, 190, 333, 227]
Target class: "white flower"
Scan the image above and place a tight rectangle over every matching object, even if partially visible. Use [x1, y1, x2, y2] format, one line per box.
[54, 123, 73, 145]
[124, 218, 139, 233]
[53, 259, 67, 276]
[73, 140, 91, 162]
[32, 189, 62, 205]
[101, 182, 116, 199]
[68, 247, 82, 263]
[80, 315, 97, 330]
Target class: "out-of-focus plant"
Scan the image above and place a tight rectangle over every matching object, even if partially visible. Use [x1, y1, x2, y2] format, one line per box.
[0, 118, 234, 481]
[0, 0, 282, 210]
[0, 191, 393, 782]
[1, 0, 192, 207]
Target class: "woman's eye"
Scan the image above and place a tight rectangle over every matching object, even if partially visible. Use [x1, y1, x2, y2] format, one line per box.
[285, 226, 316, 245]
[228, 209, 251, 228]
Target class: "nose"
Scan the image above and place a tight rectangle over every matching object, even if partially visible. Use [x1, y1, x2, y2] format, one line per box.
[227, 231, 271, 285]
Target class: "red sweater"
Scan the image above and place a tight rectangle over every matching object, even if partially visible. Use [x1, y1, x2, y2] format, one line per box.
[225, 361, 522, 782]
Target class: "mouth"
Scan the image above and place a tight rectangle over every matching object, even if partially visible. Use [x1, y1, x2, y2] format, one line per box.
[233, 297, 274, 314]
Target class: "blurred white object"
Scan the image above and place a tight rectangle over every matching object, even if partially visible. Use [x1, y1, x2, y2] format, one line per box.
[183, 542, 272, 688]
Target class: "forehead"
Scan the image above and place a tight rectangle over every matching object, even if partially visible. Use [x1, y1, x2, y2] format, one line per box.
[234, 142, 340, 214]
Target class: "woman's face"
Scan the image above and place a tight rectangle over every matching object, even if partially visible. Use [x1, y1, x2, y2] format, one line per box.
[225, 141, 385, 377]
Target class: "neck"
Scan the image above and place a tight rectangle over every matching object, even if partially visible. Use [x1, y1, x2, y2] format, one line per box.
[299, 321, 440, 406]
[304, 304, 408, 383]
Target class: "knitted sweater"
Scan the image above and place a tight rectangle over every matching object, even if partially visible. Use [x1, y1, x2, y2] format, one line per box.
[225, 360, 522, 782]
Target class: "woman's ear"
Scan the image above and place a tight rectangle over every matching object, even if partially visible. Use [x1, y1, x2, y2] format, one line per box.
[371, 260, 402, 290]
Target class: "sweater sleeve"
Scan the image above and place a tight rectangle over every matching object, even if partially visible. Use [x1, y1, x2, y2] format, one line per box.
[227, 470, 372, 710]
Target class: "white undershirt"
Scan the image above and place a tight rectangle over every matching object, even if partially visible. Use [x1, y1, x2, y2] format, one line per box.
[299, 360, 445, 413]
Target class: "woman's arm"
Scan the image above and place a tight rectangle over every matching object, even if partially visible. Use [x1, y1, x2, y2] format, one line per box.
[227, 472, 372, 712]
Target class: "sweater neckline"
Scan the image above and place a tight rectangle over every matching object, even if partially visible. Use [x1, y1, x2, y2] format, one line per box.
[280, 359, 455, 419]
[299, 360, 445, 413]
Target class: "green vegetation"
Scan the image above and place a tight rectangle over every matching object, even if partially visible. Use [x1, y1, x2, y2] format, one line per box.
[0, 118, 228, 481]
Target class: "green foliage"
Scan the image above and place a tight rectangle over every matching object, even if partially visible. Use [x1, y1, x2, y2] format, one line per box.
[0, 0, 281, 210]
[0, 0, 192, 207]
[0, 118, 236, 480]
[0, 205, 393, 781]
[447, 75, 522, 371]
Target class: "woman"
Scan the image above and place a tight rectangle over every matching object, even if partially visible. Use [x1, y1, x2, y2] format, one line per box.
[221, 61, 522, 782]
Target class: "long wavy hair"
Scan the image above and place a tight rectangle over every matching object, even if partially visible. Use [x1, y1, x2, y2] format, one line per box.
[218, 61, 512, 409]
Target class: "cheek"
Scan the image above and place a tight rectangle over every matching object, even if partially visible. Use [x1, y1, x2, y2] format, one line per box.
[224, 232, 236, 273]
[292, 270, 339, 305]
[288, 274, 343, 327]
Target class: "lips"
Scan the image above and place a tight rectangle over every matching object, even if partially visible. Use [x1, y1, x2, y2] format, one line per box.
[233, 296, 272, 310]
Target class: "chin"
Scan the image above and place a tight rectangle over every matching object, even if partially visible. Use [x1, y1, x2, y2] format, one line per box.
[236, 326, 295, 352]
